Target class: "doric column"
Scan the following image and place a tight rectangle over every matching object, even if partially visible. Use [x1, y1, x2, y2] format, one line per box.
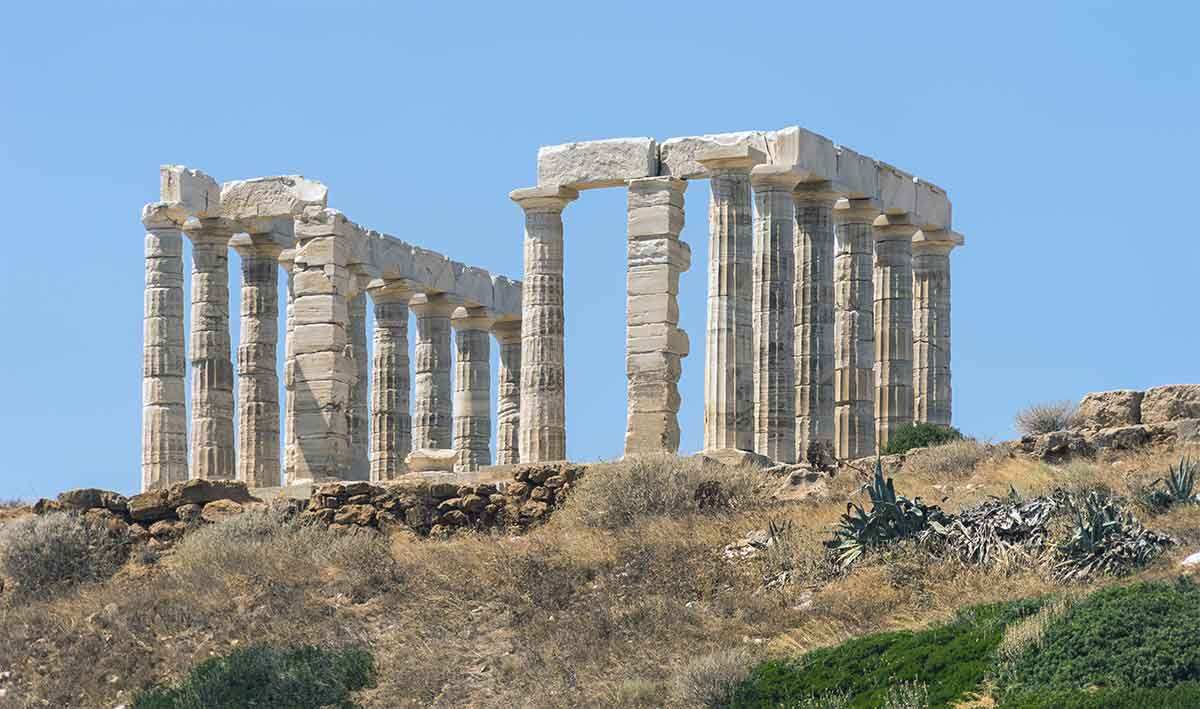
[625, 177, 691, 455]
[278, 248, 298, 485]
[509, 185, 578, 462]
[184, 218, 236, 479]
[793, 183, 839, 464]
[912, 230, 964, 427]
[367, 279, 412, 481]
[452, 307, 495, 471]
[347, 287, 370, 480]
[493, 320, 522, 465]
[141, 204, 188, 490]
[750, 166, 799, 462]
[873, 214, 918, 452]
[832, 199, 878, 460]
[410, 293, 457, 451]
[231, 237, 282, 488]
[698, 145, 763, 453]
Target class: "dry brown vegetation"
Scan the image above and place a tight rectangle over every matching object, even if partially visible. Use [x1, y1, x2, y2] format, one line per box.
[0, 443, 1197, 708]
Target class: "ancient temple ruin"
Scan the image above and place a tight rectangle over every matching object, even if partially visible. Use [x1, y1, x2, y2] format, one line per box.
[140, 125, 963, 491]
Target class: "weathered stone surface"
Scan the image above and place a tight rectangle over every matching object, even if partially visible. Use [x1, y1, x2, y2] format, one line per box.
[56, 489, 128, 513]
[493, 321, 522, 465]
[160, 165, 220, 218]
[912, 230, 962, 427]
[537, 138, 657, 190]
[200, 499, 245, 523]
[369, 282, 412, 481]
[833, 199, 877, 460]
[659, 131, 769, 180]
[1083, 425, 1151, 451]
[1076, 390, 1143, 429]
[872, 214, 917, 453]
[1141, 385, 1200, 424]
[219, 175, 327, 221]
[127, 490, 172, 522]
[1019, 431, 1095, 463]
[695, 448, 775, 468]
[233, 243, 281, 488]
[407, 448, 458, 473]
[765, 126, 837, 182]
[410, 294, 455, 451]
[348, 291, 370, 481]
[166, 479, 256, 508]
[793, 184, 838, 464]
[452, 309, 494, 471]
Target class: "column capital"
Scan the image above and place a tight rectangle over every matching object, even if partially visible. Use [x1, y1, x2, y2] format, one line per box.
[451, 305, 496, 332]
[509, 185, 579, 212]
[409, 292, 460, 318]
[696, 144, 766, 173]
[141, 202, 182, 230]
[912, 229, 965, 255]
[229, 232, 285, 259]
[791, 180, 842, 205]
[365, 277, 414, 303]
[492, 319, 522, 344]
[182, 216, 236, 245]
[872, 212, 922, 241]
[750, 164, 802, 191]
[833, 197, 881, 224]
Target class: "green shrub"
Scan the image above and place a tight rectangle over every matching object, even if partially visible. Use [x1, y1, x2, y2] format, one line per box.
[0, 512, 128, 598]
[883, 423, 963, 455]
[133, 645, 375, 709]
[730, 600, 1040, 708]
[998, 684, 1200, 708]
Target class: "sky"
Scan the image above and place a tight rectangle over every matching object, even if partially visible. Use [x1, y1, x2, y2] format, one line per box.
[1, 1, 1196, 500]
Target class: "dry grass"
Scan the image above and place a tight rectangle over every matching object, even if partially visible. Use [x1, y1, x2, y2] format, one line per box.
[0, 442, 1193, 707]
[902, 439, 995, 480]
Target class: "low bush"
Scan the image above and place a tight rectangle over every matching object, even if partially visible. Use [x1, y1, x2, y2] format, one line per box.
[1015, 401, 1078, 436]
[883, 423, 963, 455]
[671, 647, 757, 708]
[133, 645, 375, 709]
[902, 439, 990, 479]
[0, 511, 128, 598]
[998, 684, 1200, 708]
[558, 453, 767, 530]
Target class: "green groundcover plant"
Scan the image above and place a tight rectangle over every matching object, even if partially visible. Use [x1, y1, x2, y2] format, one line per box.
[882, 423, 963, 455]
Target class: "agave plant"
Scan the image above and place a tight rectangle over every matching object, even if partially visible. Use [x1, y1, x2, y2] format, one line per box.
[1136, 456, 1198, 513]
[826, 459, 947, 568]
[922, 487, 1063, 567]
[1054, 489, 1175, 580]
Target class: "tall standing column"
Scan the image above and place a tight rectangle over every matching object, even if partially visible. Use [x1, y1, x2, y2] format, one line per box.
[367, 280, 412, 481]
[750, 166, 798, 462]
[232, 238, 282, 487]
[347, 287, 370, 480]
[625, 177, 691, 455]
[912, 231, 963, 427]
[410, 293, 457, 451]
[698, 145, 763, 452]
[509, 186, 578, 462]
[452, 308, 495, 471]
[493, 320, 522, 465]
[278, 249, 298, 485]
[184, 218, 235, 479]
[141, 204, 188, 490]
[873, 214, 918, 452]
[832, 199, 878, 460]
[793, 183, 838, 464]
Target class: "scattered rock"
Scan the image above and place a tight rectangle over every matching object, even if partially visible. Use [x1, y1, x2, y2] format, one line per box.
[1076, 390, 1143, 429]
[175, 503, 202, 522]
[200, 499, 245, 524]
[1084, 425, 1152, 451]
[1182, 551, 1200, 569]
[56, 488, 128, 514]
[1141, 385, 1200, 425]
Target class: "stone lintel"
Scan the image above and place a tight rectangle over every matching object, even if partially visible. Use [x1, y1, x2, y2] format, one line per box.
[510, 184, 579, 211]
[878, 162, 918, 215]
[766, 126, 837, 182]
[220, 175, 328, 222]
[160, 165, 221, 219]
[537, 137, 658, 190]
[695, 143, 766, 171]
[658, 131, 769, 179]
[832, 146, 880, 200]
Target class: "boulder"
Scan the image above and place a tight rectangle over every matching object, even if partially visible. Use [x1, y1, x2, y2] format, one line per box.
[56, 488, 129, 514]
[333, 504, 375, 527]
[127, 490, 173, 522]
[148, 519, 186, 540]
[1076, 390, 1142, 428]
[175, 503, 202, 522]
[696, 448, 775, 468]
[166, 479, 256, 508]
[406, 448, 457, 473]
[1021, 430, 1094, 463]
[1085, 425, 1151, 451]
[1141, 385, 1200, 424]
[200, 499, 245, 524]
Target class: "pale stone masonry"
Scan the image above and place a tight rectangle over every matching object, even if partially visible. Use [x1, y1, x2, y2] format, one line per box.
[912, 230, 963, 427]
[347, 291, 370, 480]
[832, 199, 878, 460]
[452, 307, 495, 471]
[793, 183, 838, 463]
[750, 166, 799, 462]
[410, 293, 456, 452]
[493, 320, 523, 465]
[367, 279, 412, 481]
[278, 248, 298, 485]
[230, 235, 282, 488]
[510, 185, 578, 462]
[625, 177, 691, 454]
[872, 213, 918, 452]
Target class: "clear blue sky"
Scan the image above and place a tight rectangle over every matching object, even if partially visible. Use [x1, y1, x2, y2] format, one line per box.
[1, 1, 1196, 499]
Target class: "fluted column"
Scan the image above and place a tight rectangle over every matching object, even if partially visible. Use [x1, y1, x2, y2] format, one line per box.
[141, 204, 188, 490]
[750, 166, 799, 462]
[832, 199, 878, 460]
[278, 249, 298, 485]
[912, 230, 964, 427]
[625, 177, 691, 454]
[232, 239, 282, 487]
[698, 145, 763, 452]
[510, 185, 578, 462]
[453, 307, 495, 471]
[184, 218, 235, 479]
[793, 183, 838, 464]
[410, 293, 457, 451]
[873, 214, 918, 452]
[367, 280, 412, 481]
[347, 287, 370, 480]
[493, 320, 522, 465]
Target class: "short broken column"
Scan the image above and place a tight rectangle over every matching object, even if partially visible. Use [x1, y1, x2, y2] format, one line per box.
[510, 185, 578, 462]
[452, 307, 495, 471]
[410, 292, 457, 451]
[231, 236, 283, 488]
[493, 320, 522, 465]
[793, 183, 838, 464]
[625, 177, 690, 454]
[367, 279, 412, 481]
[698, 145, 763, 453]
[912, 230, 963, 427]
[347, 287, 370, 480]
[184, 217, 236, 479]
[832, 198, 878, 460]
[873, 213, 918, 452]
[141, 204, 188, 489]
[750, 166, 799, 462]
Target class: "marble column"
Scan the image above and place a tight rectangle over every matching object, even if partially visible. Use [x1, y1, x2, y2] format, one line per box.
[141, 204, 188, 490]
[232, 238, 282, 488]
[278, 248, 298, 485]
[347, 288, 370, 480]
[184, 218, 235, 479]
[367, 280, 412, 481]
[873, 214, 918, 452]
[832, 199, 878, 460]
[912, 230, 964, 427]
[410, 293, 457, 451]
[509, 185, 578, 462]
[493, 320, 522, 465]
[793, 183, 838, 464]
[625, 177, 690, 455]
[452, 307, 495, 471]
[697, 145, 763, 452]
[750, 166, 798, 462]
